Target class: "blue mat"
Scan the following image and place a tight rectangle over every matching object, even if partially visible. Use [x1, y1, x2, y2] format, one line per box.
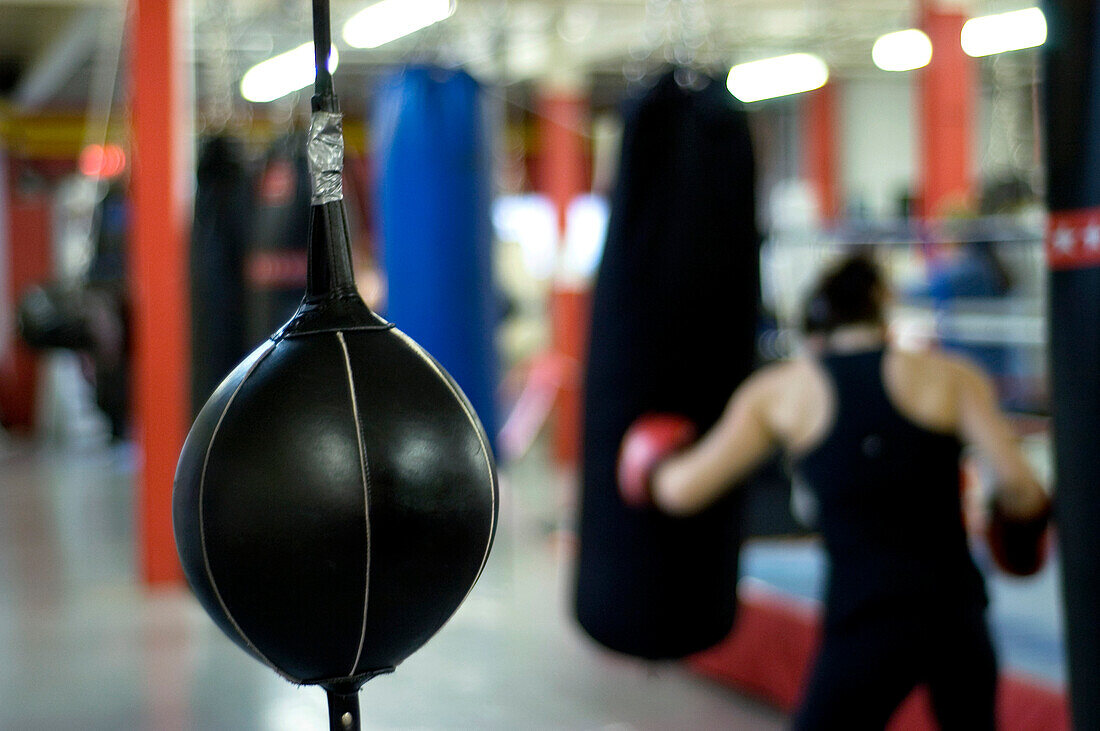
[741, 538, 1065, 684]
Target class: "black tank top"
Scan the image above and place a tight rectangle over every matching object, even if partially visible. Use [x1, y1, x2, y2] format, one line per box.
[795, 349, 987, 629]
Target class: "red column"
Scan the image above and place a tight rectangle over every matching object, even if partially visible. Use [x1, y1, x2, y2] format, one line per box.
[131, 0, 188, 584]
[534, 90, 590, 466]
[801, 85, 841, 221]
[919, 4, 976, 216]
[0, 160, 52, 431]
[536, 93, 589, 231]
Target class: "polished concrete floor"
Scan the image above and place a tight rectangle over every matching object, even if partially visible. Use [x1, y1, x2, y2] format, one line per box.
[0, 436, 785, 730]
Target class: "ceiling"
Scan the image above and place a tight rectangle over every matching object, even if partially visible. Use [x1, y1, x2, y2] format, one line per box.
[0, 0, 1035, 119]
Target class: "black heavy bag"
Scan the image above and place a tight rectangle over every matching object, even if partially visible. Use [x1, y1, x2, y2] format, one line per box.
[173, 7, 498, 728]
[1043, 1, 1100, 725]
[244, 133, 313, 347]
[17, 284, 94, 350]
[575, 71, 759, 659]
[190, 135, 252, 415]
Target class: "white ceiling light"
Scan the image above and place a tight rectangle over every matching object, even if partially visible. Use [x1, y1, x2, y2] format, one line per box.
[240, 43, 339, 103]
[872, 28, 933, 71]
[726, 53, 829, 103]
[343, 0, 455, 49]
[961, 7, 1047, 57]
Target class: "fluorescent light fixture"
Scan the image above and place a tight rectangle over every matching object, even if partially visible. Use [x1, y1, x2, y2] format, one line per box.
[240, 43, 339, 103]
[727, 53, 829, 103]
[343, 0, 455, 49]
[961, 7, 1047, 57]
[872, 28, 933, 71]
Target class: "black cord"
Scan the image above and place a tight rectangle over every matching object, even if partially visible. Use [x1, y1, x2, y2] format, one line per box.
[305, 0, 353, 302]
[312, 0, 334, 99]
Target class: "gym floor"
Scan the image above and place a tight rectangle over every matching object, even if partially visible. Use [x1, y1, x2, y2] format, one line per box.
[0, 435, 785, 730]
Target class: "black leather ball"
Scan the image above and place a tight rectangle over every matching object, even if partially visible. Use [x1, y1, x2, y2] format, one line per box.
[173, 294, 498, 688]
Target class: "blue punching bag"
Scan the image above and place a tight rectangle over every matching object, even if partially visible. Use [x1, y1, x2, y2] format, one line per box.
[374, 67, 498, 446]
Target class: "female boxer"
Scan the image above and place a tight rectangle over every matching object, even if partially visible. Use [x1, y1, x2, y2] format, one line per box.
[630, 255, 1049, 729]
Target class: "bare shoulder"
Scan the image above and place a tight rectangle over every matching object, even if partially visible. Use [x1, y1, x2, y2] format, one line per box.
[886, 348, 996, 431]
[742, 358, 818, 397]
[899, 348, 991, 390]
[740, 357, 827, 447]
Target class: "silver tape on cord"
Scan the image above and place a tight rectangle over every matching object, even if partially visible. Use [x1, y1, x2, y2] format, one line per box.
[308, 111, 344, 205]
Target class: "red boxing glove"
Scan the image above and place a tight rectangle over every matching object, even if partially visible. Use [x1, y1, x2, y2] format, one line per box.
[617, 414, 697, 508]
[987, 498, 1052, 576]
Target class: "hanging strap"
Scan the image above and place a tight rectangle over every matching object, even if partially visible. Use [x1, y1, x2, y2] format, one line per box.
[308, 0, 343, 205]
[312, 0, 334, 101]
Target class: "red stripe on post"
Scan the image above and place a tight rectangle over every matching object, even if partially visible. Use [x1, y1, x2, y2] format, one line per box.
[131, 0, 188, 585]
[1046, 208, 1100, 271]
[244, 251, 309, 289]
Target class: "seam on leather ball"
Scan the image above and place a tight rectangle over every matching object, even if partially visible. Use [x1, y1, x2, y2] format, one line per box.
[392, 329, 497, 596]
[197, 339, 298, 683]
[336, 331, 374, 677]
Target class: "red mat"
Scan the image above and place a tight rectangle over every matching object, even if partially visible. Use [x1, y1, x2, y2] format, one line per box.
[687, 583, 1069, 730]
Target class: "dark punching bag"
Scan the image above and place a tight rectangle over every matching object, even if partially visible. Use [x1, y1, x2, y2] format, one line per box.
[575, 71, 759, 659]
[190, 135, 252, 415]
[173, 6, 498, 728]
[1043, 1, 1100, 725]
[373, 66, 500, 450]
[244, 133, 313, 347]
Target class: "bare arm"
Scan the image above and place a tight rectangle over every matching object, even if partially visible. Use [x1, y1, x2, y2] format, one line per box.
[651, 371, 779, 516]
[955, 361, 1048, 518]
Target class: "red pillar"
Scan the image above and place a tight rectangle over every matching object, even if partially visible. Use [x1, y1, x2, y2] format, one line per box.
[801, 85, 841, 221]
[131, 0, 188, 585]
[536, 93, 589, 232]
[919, 4, 976, 216]
[534, 90, 590, 466]
[0, 160, 52, 431]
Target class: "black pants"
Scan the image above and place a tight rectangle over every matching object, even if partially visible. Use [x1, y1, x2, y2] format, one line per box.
[792, 607, 997, 731]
